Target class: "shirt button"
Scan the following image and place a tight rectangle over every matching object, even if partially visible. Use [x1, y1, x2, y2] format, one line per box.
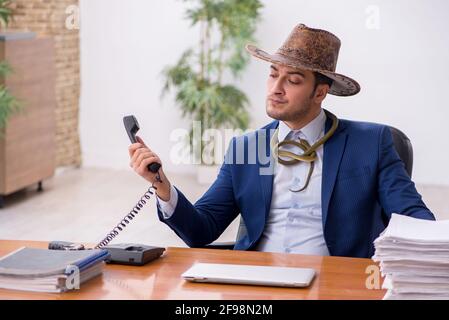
[293, 203, 299, 209]
[286, 248, 291, 253]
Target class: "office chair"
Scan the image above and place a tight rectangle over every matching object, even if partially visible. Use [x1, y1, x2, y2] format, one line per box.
[206, 126, 414, 250]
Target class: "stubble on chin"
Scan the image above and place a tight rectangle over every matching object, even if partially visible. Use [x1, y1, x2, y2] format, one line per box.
[266, 99, 312, 122]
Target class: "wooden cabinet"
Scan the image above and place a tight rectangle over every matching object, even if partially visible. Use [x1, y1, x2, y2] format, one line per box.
[0, 35, 56, 206]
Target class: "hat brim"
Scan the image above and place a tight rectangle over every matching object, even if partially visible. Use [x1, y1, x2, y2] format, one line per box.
[246, 44, 360, 97]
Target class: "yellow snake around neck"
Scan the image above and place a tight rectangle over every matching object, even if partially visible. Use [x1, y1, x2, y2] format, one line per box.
[270, 110, 339, 192]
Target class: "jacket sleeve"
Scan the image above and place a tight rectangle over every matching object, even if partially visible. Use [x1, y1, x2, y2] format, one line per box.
[156, 184, 178, 219]
[157, 139, 240, 247]
[377, 126, 435, 221]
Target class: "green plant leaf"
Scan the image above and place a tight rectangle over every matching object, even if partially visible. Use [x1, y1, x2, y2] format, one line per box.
[0, 0, 14, 29]
[0, 60, 12, 78]
[0, 86, 22, 132]
[0, 60, 22, 133]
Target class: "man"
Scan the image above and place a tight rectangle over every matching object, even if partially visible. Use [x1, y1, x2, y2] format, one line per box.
[128, 23, 434, 258]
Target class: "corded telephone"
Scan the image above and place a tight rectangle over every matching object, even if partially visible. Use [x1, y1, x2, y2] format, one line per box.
[48, 115, 165, 266]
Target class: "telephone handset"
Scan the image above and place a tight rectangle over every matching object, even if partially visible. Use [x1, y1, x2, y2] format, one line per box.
[123, 115, 161, 174]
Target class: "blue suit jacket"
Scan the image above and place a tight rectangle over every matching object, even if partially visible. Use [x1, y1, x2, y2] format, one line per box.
[158, 111, 435, 258]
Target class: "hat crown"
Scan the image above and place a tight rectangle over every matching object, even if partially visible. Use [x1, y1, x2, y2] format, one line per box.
[277, 24, 341, 72]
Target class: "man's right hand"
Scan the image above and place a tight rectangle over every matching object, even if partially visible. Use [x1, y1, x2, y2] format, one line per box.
[128, 136, 171, 201]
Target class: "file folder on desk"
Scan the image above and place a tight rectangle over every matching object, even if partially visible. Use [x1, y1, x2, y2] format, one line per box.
[0, 247, 110, 293]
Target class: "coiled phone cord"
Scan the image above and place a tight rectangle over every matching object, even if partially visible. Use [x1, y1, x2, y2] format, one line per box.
[94, 183, 158, 249]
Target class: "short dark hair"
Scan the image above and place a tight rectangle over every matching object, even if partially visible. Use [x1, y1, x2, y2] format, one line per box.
[313, 72, 334, 92]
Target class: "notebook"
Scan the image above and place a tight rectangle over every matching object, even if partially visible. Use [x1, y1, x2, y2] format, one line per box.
[0, 247, 110, 293]
[182, 263, 315, 288]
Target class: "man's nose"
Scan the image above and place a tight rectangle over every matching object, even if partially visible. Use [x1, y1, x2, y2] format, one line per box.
[269, 78, 285, 96]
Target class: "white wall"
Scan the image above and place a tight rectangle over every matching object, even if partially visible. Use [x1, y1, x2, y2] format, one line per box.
[80, 0, 449, 185]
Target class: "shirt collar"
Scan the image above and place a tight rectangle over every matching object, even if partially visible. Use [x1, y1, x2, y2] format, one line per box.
[278, 108, 326, 142]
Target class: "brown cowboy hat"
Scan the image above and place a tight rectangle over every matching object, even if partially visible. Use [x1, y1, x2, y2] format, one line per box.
[246, 23, 360, 96]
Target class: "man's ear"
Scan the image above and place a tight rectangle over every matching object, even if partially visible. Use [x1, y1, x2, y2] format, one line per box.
[313, 84, 329, 104]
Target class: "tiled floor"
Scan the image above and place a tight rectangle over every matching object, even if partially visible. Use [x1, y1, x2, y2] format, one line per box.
[0, 167, 448, 248]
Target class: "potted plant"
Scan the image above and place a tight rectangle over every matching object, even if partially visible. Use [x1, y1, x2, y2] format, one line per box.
[161, 0, 262, 184]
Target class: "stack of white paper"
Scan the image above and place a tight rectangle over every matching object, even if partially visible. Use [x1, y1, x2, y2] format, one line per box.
[372, 214, 449, 300]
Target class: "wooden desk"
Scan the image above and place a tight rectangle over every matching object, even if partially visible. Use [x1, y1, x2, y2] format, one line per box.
[0, 240, 385, 300]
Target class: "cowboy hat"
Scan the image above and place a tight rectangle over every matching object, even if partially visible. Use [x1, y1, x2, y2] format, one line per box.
[246, 23, 360, 96]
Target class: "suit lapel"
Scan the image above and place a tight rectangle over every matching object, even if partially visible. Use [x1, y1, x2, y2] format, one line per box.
[257, 121, 278, 223]
[322, 110, 347, 229]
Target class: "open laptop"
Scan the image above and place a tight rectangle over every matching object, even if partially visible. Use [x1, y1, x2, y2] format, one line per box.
[181, 263, 315, 288]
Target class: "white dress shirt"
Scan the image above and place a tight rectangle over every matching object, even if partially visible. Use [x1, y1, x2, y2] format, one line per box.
[157, 109, 329, 256]
[254, 109, 329, 255]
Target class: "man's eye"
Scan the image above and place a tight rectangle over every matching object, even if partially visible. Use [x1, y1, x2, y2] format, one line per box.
[269, 74, 278, 78]
[288, 80, 300, 85]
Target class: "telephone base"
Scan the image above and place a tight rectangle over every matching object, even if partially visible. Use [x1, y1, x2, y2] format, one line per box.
[103, 243, 165, 266]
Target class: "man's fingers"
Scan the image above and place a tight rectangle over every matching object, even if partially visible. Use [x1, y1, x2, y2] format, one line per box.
[140, 156, 161, 171]
[131, 150, 157, 168]
[130, 147, 143, 164]
[131, 149, 148, 167]
[128, 140, 152, 158]
[134, 151, 155, 167]
[135, 156, 160, 175]
[128, 143, 143, 157]
[128, 137, 161, 178]
[130, 147, 153, 164]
